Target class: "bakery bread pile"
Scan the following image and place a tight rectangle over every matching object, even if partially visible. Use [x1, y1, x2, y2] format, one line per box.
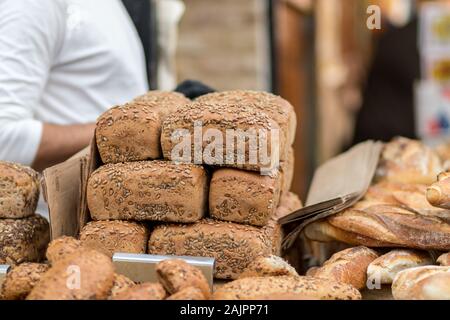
[86, 90, 302, 280]
[0, 161, 50, 265]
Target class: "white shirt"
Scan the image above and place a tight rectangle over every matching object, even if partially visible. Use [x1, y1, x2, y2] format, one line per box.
[0, 0, 148, 165]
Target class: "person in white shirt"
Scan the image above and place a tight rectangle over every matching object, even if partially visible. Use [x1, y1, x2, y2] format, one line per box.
[0, 0, 148, 171]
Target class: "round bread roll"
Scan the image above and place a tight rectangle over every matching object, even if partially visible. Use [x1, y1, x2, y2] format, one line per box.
[437, 252, 450, 266]
[46, 236, 82, 264]
[27, 248, 115, 300]
[0, 161, 40, 219]
[0, 214, 50, 265]
[367, 249, 433, 285]
[79, 220, 149, 257]
[112, 283, 166, 300]
[238, 255, 298, 279]
[212, 276, 361, 300]
[166, 286, 206, 300]
[156, 259, 210, 299]
[108, 273, 135, 299]
[1, 263, 49, 300]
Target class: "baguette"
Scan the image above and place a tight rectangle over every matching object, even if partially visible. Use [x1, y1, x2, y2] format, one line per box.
[238, 255, 298, 279]
[392, 266, 450, 300]
[87, 161, 208, 223]
[209, 168, 282, 226]
[0, 161, 39, 219]
[427, 172, 450, 209]
[96, 91, 190, 164]
[367, 250, 433, 285]
[212, 276, 361, 300]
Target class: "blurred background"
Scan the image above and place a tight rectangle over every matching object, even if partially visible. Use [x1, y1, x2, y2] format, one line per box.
[155, 0, 450, 200]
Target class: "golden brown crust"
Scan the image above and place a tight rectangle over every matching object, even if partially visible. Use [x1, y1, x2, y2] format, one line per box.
[96, 91, 190, 164]
[310, 246, 378, 290]
[212, 276, 361, 300]
[161, 100, 285, 172]
[427, 172, 450, 209]
[27, 248, 115, 300]
[0, 161, 40, 219]
[87, 161, 208, 223]
[437, 252, 450, 266]
[0, 215, 50, 265]
[1, 263, 49, 300]
[80, 220, 149, 257]
[209, 168, 282, 226]
[156, 259, 210, 298]
[108, 274, 135, 299]
[280, 147, 295, 195]
[238, 255, 298, 279]
[112, 282, 166, 300]
[148, 219, 277, 279]
[166, 286, 206, 300]
[46, 236, 82, 264]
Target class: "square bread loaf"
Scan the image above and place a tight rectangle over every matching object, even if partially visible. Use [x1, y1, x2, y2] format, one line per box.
[209, 168, 282, 226]
[148, 219, 281, 279]
[161, 101, 286, 173]
[95, 91, 190, 164]
[87, 161, 209, 223]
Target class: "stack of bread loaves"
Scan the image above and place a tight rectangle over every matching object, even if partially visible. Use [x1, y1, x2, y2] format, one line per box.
[86, 90, 302, 280]
[0, 162, 50, 265]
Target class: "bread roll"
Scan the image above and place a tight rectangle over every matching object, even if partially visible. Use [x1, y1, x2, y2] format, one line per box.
[310, 246, 378, 290]
[209, 168, 282, 226]
[87, 161, 208, 223]
[148, 219, 278, 279]
[427, 172, 450, 209]
[80, 220, 149, 257]
[238, 255, 298, 279]
[156, 259, 210, 298]
[392, 266, 450, 300]
[376, 137, 442, 185]
[112, 283, 166, 300]
[367, 250, 433, 285]
[161, 101, 285, 172]
[46, 236, 82, 264]
[0, 215, 50, 265]
[108, 274, 135, 299]
[96, 91, 190, 164]
[195, 90, 297, 146]
[166, 286, 206, 300]
[437, 252, 450, 266]
[27, 249, 115, 300]
[212, 276, 361, 300]
[0, 161, 39, 219]
[1, 263, 49, 300]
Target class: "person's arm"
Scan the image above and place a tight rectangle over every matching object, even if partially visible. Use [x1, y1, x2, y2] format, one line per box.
[0, 0, 93, 170]
[32, 123, 95, 172]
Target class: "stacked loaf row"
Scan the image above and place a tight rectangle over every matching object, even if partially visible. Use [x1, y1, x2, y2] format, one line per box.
[0, 162, 50, 265]
[86, 90, 301, 279]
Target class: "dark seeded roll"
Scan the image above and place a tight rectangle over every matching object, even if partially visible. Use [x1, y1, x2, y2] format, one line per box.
[0, 215, 50, 265]
[87, 161, 208, 223]
[0, 161, 40, 219]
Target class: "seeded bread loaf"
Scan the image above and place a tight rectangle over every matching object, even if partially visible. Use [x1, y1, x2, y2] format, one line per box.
[156, 259, 210, 298]
[108, 274, 135, 299]
[195, 90, 297, 146]
[161, 101, 285, 172]
[46, 236, 82, 264]
[148, 219, 279, 279]
[27, 248, 115, 300]
[87, 161, 208, 223]
[392, 266, 450, 300]
[112, 282, 166, 300]
[238, 255, 298, 279]
[0, 215, 50, 265]
[367, 250, 433, 284]
[96, 91, 190, 164]
[0, 161, 40, 219]
[209, 168, 282, 226]
[80, 220, 149, 257]
[1, 263, 49, 300]
[212, 276, 361, 300]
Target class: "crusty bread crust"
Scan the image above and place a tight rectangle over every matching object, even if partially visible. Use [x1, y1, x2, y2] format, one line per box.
[46, 236, 82, 264]
[166, 286, 206, 300]
[1, 263, 49, 300]
[112, 282, 166, 300]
